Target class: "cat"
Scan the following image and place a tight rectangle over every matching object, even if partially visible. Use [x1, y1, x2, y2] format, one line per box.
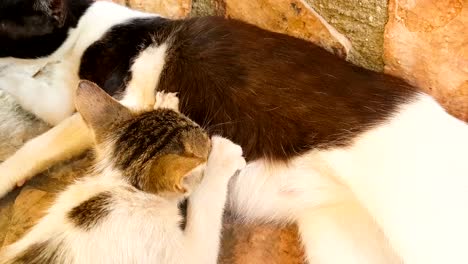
[1, 0, 468, 263]
[0, 80, 247, 264]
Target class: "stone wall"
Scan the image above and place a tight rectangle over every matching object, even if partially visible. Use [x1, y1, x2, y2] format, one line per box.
[115, 0, 468, 122]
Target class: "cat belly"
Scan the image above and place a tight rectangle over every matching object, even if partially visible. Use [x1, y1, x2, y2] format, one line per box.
[227, 142, 400, 263]
[318, 93, 468, 263]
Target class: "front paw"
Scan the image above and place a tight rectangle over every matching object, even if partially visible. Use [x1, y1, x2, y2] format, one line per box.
[208, 136, 246, 178]
[0, 163, 29, 198]
[154, 91, 179, 111]
[0, 174, 17, 199]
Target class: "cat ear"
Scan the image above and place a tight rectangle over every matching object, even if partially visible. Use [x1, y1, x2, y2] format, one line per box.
[147, 154, 207, 194]
[35, 0, 67, 26]
[75, 80, 133, 137]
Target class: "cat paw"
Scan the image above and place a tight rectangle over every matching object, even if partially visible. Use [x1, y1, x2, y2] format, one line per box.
[0, 163, 29, 198]
[154, 91, 179, 111]
[208, 136, 246, 179]
[0, 177, 16, 199]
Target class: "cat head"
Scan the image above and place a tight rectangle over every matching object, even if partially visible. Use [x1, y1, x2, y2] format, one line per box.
[0, 0, 92, 58]
[75, 80, 211, 197]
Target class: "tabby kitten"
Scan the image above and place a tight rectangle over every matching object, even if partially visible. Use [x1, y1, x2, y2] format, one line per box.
[0, 81, 246, 264]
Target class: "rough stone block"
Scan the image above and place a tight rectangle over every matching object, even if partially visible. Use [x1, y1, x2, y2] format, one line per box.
[384, 0, 468, 121]
[220, 216, 304, 264]
[128, 0, 191, 18]
[223, 0, 351, 59]
[306, 0, 388, 71]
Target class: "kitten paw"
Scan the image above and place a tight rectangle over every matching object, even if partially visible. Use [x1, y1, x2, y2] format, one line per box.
[208, 136, 246, 178]
[154, 91, 179, 111]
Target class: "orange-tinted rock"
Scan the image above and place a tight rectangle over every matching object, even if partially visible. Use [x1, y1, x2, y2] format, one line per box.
[128, 0, 191, 18]
[2, 188, 54, 247]
[190, 0, 225, 16]
[220, 217, 304, 264]
[384, 0, 468, 120]
[224, 0, 351, 58]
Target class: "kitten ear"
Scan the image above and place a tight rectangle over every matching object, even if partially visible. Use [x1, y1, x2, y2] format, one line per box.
[75, 80, 133, 137]
[147, 154, 207, 194]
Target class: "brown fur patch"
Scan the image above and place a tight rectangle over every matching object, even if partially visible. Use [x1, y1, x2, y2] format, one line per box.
[80, 16, 419, 163]
[67, 191, 112, 230]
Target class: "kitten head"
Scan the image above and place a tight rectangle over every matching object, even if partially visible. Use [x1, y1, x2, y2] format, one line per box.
[75, 80, 211, 197]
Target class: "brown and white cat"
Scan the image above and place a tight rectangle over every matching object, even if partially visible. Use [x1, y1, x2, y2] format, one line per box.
[0, 80, 246, 264]
[0, 1, 467, 263]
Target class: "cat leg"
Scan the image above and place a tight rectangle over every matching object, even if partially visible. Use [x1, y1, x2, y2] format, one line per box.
[321, 95, 468, 263]
[0, 113, 92, 198]
[154, 91, 179, 112]
[184, 136, 246, 264]
[0, 73, 75, 125]
[298, 201, 401, 264]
